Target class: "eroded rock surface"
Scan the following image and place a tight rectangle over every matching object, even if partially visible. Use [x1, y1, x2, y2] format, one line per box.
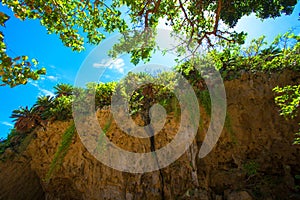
[1, 70, 300, 199]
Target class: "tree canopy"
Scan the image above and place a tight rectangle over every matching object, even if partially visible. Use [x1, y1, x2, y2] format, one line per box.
[0, 0, 298, 87]
[0, 12, 46, 87]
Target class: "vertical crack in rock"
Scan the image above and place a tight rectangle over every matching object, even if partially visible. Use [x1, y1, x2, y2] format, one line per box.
[142, 97, 165, 200]
[144, 121, 165, 200]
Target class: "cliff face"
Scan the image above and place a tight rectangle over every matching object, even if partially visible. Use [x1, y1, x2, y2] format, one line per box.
[1, 70, 300, 200]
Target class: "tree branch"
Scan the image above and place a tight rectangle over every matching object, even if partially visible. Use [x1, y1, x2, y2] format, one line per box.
[213, 0, 222, 34]
[136, 0, 161, 29]
[178, 0, 193, 27]
[81, 0, 90, 12]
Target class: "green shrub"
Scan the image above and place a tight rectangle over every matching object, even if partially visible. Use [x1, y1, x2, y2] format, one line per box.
[86, 82, 117, 109]
[49, 95, 73, 121]
[273, 85, 300, 144]
[0, 129, 24, 154]
[116, 71, 179, 116]
[209, 32, 300, 75]
[273, 85, 300, 120]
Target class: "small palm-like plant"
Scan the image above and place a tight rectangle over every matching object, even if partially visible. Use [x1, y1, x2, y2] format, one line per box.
[54, 83, 73, 97]
[260, 45, 281, 61]
[10, 106, 41, 133]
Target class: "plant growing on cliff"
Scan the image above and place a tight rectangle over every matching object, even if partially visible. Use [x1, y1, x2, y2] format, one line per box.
[48, 95, 73, 121]
[273, 85, 300, 144]
[45, 122, 76, 182]
[10, 106, 42, 134]
[96, 115, 113, 153]
[209, 31, 300, 78]
[116, 71, 179, 116]
[54, 83, 73, 97]
[33, 95, 55, 120]
[0, 129, 25, 156]
[86, 82, 117, 110]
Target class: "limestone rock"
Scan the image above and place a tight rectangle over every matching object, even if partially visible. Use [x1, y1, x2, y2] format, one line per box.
[0, 70, 300, 199]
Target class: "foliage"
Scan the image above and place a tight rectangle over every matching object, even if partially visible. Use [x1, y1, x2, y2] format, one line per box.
[109, 30, 156, 65]
[49, 95, 73, 121]
[47, 83, 74, 120]
[108, 0, 296, 63]
[1, 0, 297, 66]
[33, 95, 55, 120]
[54, 83, 74, 97]
[10, 106, 42, 133]
[273, 84, 300, 144]
[9, 84, 73, 134]
[86, 82, 117, 109]
[8, 81, 119, 134]
[116, 71, 179, 115]
[0, 12, 46, 87]
[45, 122, 75, 181]
[273, 85, 300, 119]
[0, 0, 297, 87]
[1, 0, 126, 51]
[0, 129, 22, 155]
[175, 57, 205, 90]
[209, 32, 300, 77]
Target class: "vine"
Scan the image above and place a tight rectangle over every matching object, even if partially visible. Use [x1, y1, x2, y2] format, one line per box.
[45, 122, 76, 182]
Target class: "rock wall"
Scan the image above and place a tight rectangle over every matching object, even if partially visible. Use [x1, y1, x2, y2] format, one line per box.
[1, 70, 300, 200]
[0, 153, 45, 200]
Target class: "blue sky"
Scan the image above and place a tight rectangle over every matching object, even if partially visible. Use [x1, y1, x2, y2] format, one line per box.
[0, 3, 299, 138]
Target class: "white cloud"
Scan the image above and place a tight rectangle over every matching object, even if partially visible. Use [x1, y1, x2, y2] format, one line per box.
[93, 58, 125, 74]
[29, 82, 55, 97]
[46, 75, 58, 81]
[30, 82, 38, 87]
[1, 121, 13, 127]
[39, 88, 55, 97]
